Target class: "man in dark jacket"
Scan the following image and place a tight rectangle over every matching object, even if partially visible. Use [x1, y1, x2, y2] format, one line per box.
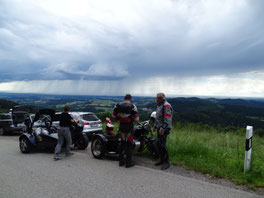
[53, 105, 78, 160]
[113, 94, 139, 168]
[154, 93, 173, 170]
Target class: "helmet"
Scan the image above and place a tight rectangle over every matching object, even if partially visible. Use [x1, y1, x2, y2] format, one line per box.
[150, 111, 156, 121]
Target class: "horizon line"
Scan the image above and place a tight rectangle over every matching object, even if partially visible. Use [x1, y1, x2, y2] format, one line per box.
[0, 91, 264, 100]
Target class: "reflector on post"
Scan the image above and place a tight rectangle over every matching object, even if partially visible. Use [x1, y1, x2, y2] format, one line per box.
[244, 126, 253, 173]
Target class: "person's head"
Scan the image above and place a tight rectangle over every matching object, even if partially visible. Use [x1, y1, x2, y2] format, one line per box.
[124, 94, 132, 102]
[64, 105, 70, 113]
[156, 93, 165, 104]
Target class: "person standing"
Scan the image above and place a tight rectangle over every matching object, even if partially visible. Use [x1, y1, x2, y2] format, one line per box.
[154, 93, 173, 170]
[113, 94, 139, 168]
[54, 105, 78, 160]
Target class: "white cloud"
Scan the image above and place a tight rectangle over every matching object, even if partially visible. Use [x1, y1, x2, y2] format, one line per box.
[0, 0, 264, 96]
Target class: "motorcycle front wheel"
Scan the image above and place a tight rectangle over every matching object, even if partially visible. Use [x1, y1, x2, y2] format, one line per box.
[91, 137, 105, 159]
[0, 128, 5, 136]
[19, 137, 32, 153]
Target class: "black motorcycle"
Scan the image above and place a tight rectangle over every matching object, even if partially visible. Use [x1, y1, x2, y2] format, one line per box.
[91, 119, 158, 159]
[134, 120, 159, 158]
[19, 109, 88, 153]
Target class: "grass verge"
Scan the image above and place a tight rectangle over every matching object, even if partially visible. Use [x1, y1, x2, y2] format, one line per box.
[167, 123, 264, 188]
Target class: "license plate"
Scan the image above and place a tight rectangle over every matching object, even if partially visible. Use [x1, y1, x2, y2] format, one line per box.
[91, 124, 97, 128]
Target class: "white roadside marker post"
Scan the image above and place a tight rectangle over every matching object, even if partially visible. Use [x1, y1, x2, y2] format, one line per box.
[244, 126, 253, 173]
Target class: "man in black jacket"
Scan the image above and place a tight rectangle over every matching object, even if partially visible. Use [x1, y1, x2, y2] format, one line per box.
[113, 94, 139, 168]
[53, 105, 78, 160]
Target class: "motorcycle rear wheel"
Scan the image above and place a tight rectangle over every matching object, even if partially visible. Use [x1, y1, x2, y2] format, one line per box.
[76, 135, 89, 150]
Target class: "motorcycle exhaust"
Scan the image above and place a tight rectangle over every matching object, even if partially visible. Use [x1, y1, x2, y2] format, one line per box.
[133, 140, 141, 152]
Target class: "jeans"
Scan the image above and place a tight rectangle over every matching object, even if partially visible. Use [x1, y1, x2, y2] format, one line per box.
[54, 127, 72, 156]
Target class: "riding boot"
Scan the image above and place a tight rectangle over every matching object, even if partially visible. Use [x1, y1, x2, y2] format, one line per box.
[161, 146, 170, 170]
[125, 141, 135, 168]
[119, 140, 126, 166]
[155, 151, 164, 166]
[155, 133, 164, 166]
[155, 139, 164, 166]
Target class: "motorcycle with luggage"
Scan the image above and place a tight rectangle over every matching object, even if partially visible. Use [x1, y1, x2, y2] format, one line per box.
[91, 115, 159, 159]
[19, 109, 88, 153]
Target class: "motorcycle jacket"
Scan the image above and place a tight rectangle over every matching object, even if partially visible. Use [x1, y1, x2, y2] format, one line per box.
[155, 100, 173, 133]
[112, 101, 139, 125]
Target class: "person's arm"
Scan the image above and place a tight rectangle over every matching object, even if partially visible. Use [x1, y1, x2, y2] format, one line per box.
[112, 103, 119, 120]
[159, 104, 172, 134]
[132, 104, 139, 124]
[67, 114, 78, 126]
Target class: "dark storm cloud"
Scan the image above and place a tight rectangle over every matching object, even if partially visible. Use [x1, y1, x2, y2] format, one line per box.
[0, 0, 264, 83]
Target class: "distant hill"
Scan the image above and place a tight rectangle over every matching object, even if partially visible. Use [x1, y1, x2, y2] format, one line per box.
[166, 97, 264, 117]
[1, 92, 264, 132]
[211, 98, 264, 108]
[144, 97, 264, 131]
[0, 99, 18, 113]
[169, 98, 264, 130]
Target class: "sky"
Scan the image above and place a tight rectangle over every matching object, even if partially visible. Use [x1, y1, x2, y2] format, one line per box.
[0, 0, 264, 97]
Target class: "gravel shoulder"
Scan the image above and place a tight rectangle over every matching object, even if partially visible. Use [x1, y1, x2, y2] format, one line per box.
[133, 154, 264, 196]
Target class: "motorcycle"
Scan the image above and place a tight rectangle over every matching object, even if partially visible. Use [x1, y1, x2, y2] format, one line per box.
[19, 109, 88, 153]
[134, 120, 159, 159]
[91, 117, 159, 159]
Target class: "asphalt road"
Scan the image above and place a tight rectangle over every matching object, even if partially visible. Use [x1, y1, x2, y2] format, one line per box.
[0, 136, 262, 198]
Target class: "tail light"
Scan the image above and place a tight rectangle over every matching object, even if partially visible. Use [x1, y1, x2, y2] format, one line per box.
[99, 121, 102, 124]
[8, 121, 12, 124]
[84, 122, 90, 125]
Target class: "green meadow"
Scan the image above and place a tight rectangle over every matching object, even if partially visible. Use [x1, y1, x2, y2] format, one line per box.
[167, 123, 264, 188]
